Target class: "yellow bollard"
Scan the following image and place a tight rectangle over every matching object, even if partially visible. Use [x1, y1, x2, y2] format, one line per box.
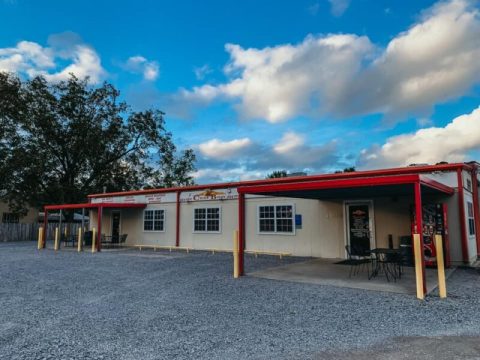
[54, 227, 60, 251]
[413, 234, 425, 300]
[77, 227, 83, 252]
[435, 234, 447, 298]
[233, 230, 239, 278]
[37, 227, 43, 250]
[91, 227, 96, 253]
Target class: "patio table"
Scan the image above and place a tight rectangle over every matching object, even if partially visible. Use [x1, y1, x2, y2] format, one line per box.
[369, 248, 401, 281]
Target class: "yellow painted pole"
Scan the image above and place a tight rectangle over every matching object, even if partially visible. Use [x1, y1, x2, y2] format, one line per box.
[37, 226, 43, 250]
[64, 226, 68, 245]
[54, 227, 60, 251]
[413, 234, 425, 300]
[91, 227, 96, 253]
[77, 227, 83, 252]
[435, 234, 447, 298]
[233, 230, 239, 278]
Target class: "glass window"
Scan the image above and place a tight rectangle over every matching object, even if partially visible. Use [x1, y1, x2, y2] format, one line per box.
[258, 205, 294, 233]
[144, 210, 164, 231]
[467, 202, 475, 236]
[2, 212, 19, 223]
[194, 207, 220, 232]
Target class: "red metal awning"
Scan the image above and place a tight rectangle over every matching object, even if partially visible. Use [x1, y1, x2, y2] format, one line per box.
[44, 202, 147, 211]
[237, 174, 454, 198]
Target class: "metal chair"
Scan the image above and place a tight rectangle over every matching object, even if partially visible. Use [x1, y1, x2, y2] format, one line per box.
[345, 245, 372, 278]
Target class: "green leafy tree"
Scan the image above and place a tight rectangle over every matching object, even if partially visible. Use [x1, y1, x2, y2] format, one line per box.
[0, 72, 196, 215]
[266, 170, 288, 179]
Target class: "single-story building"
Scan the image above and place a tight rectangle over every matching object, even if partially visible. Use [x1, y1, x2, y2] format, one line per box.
[0, 201, 38, 224]
[42, 162, 480, 296]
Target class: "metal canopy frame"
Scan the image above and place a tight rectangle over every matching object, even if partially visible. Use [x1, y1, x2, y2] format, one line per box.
[236, 174, 455, 298]
[42, 202, 147, 251]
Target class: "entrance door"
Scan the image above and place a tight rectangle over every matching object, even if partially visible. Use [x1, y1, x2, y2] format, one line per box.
[346, 202, 375, 255]
[111, 211, 121, 243]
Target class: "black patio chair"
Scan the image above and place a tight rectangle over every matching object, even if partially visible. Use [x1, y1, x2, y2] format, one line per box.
[345, 245, 372, 278]
[119, 234, 128, 246]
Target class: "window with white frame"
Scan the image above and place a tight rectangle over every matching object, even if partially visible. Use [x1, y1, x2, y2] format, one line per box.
[258, 205, 294, 233]
[143, 209, 165, 231]
[467, 201, 475, 236]
[194, 207, 220, 232]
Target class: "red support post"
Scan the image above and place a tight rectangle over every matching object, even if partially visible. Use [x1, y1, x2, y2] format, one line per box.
[175, 191, 181, 247]
[471, 166, 480, 257]
[97, 206, 103, 252]
[414, 182, 427, 295]
[42, 210, 48, 248]
[238, 193, 245, 276]
[457, 169, 469, 263]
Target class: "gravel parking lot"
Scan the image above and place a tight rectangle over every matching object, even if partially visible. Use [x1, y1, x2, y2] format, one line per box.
[0, 242, 479, 359]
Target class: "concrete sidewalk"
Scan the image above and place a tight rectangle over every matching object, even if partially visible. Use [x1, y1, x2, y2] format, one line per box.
[249, 258, 455, 295]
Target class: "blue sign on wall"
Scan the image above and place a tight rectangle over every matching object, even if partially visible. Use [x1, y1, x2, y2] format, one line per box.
[295, 214, 302, 227]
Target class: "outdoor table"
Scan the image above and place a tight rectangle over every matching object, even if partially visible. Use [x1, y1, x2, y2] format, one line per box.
[369, 248, 401, 281]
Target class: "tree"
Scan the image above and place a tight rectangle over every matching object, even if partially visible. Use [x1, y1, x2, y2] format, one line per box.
[266, 170, 288, 179]
[0, 72, 196, 214]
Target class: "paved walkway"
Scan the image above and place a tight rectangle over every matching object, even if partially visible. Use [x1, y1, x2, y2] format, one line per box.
[250, 258, 455, 295]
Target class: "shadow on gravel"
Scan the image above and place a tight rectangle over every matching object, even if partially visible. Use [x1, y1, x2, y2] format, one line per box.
[314, 336, 480, 360]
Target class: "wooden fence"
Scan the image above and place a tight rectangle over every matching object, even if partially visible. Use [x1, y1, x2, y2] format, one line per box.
[0, 223, 86, 242]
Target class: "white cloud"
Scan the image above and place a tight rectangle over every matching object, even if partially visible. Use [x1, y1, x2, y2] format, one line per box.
[198, 138, 253, 159]
[0, 34, 105, 83]
[194, 131, 339, 183]
[193, 167, 264, 183]
[359, 106, 480, 168]
[194, 64, 213, 80]
[273, 132, 305, 154]
[125, 56, 159, 81]
[170, 0, 480, 123]
[328, 0, 350, 17]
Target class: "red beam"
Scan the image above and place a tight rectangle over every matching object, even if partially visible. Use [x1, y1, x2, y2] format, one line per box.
[88, 163, 471, 199]
[238, 174, 422, 194]
[175, 191, 181, 247]
[457, 169, 469, 263]
[414, 182, 427, 295]
[238, 193, 245, 276]
[419, 176, 455, 195]
[44, 202, 146, 211]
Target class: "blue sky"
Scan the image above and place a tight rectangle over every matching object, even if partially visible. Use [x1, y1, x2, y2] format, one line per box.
[1, 0, 480, 183]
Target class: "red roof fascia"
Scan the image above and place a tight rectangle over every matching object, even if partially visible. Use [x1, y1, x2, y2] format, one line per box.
[237, 174, 422, 194]
[419, 176, 455, 195]
[44, 203, 147, 211]
[87, 163, 470, 199]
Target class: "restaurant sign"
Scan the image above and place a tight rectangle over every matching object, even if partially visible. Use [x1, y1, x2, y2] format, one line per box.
[180, 188, 238, 202]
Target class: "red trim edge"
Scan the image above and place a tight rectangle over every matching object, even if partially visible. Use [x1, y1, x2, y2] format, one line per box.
[457, 169, 469, 263]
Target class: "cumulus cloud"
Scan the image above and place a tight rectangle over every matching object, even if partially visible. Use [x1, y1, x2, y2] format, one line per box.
[198, 138, 252, 159]
[193, 131, 339, 183]
[124, 56, 159, 81]
[0, 32, 105, 83]
[169, 0, 480, 123]
[359, 106, 480, 168]
[328, 0, 350, 17]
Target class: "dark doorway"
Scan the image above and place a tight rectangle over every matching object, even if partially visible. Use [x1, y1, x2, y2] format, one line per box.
[347, 203, 373, 255]
[111, 211, 121, 243]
